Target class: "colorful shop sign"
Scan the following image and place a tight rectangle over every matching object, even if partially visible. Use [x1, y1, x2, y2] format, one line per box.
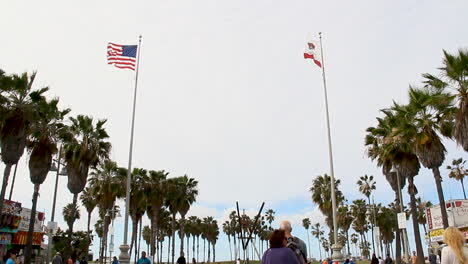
[12, 231, 44, 245]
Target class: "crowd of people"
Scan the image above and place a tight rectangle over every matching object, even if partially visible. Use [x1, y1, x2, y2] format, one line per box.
[260, 222, 468, 264]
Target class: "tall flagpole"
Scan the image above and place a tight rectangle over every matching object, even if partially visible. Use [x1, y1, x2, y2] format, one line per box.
[119, 35, 142, 264]
[318, 32, 343, 262]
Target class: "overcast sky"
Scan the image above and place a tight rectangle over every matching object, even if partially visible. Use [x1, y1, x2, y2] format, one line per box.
[1, 0, 468, 261]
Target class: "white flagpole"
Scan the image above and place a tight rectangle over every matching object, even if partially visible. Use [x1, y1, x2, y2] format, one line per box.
[318, 32, 343, 261]
[120, 35, 142, 263]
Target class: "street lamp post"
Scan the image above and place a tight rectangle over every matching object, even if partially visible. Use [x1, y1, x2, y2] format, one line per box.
[107, 206, 120, 264]
[46, 146, 67, 264]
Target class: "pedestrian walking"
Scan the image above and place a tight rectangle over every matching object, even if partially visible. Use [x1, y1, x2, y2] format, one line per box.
[51, 253, 62, 264]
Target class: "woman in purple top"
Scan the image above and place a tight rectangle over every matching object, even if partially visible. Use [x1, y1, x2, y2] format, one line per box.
[262, 229, 300, 264]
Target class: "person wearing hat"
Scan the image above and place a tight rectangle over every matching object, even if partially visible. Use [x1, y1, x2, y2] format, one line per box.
[52, 252, 62, 264]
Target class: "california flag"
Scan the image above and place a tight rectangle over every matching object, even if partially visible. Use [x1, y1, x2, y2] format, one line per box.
[304, 41, 322, 67]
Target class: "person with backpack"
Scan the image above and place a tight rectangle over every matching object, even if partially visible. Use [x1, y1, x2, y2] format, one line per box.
[280, 220, 308, 264]
[261, 229, 300, 264]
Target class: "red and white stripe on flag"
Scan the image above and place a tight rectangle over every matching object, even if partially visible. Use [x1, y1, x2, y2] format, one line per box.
[303, 41, 322, 67]
[107, 43, 137, 70]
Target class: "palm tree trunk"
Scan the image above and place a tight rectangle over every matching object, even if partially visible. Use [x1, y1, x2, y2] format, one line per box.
[186, 235, 190, 260]
[207, 241, 211, 263]
[346, 229, 350, 256]
[67, 193, 78, 260]
[212, 242, 215, 262]
[461, 178, 467, 199]
[408, 176, 425, 264]
[368, 197, 376, 255]
[227, 235, 232, 262]
[86, 211, 92, 256]
[197, 236, 200, 261]
[180, 215, 186, 257]
[0, 163, 13, 216]
[24, 184, 40, 264]
[306, 229, 311, 261]
[432, 167, 449, 228]
[137, 218, 142, 263]
[167, 235, 171, 264]
[192, 235, 196, 261]
[317, 237, 322, 260]
[130, 215, 137, 257]
[171, 215, 176, 264]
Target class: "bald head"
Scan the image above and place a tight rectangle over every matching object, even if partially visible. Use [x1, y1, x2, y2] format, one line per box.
[280, 220, 292, 236]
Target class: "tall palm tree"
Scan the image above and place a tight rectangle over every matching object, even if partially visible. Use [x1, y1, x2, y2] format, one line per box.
[24, 96, 69, 264]
[357, 174, 376, 253]
[88, 160, 121, 264]
[393, 87, 455, 229]
[61, 115, 111, 256]
[423, 49, 468, 152]
[265, 209, 275, 229]
[365, 109, 424, 264]
[310, 174, 344, 240]
[146, 170, 169, 257]
[165, 177, 182, 264]
[143, 225, 151, 254]
[337, 205, 353, 256]
[414, 197, 432, 235]
[350, 199, 369, 251]
[350, 233, 358, 257]
[80, 186, 97, 256]
[0, 71, 48, 214]
[447, 158, 468, 199]
[311, 223, 324, 260]
[188, 216, 199, 260]
[302, 218, 312, 260]
[62, 202, 81, 255]
[176, 175, 199, 256]
[365, 111, 408, 264]
[222, 221, 233, 261]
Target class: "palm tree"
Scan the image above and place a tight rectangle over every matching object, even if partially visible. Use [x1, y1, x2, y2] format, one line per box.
[311, 223, 324, 260]
[0, 71, 48, 214]
[118, 167, 148, 258]
[80, 186, 97, 256]
[22, 95, 69, 264]
[414, 197, 432, 235]
[365, 111, 408, 264]
[365, 108, 424, 264]
[265, 209, 275, 229]
[188, 216, 199, 260]
[350, 199, 369, 253]
[176, 175, 199, 256]
[447, 158, 468, 199]
[321, 238, 330, 258]
[61, 115, 111, 256]
[146, 170, 169, 257]
[143, 225, 151, 254]
[165, 177, 182, 264]
[310, 174, 344, 241]
[222, 221, 233, 261]
[394, 87, 455, 229]
[302, 218, 311, 261]
[88, 160, 121, 264]
[350, 233, 358, 257]
[423, 49, 468, 152]
[357, 174, 376, 253]
[337, 205, 353, 256]
[63, 203, 81, 252]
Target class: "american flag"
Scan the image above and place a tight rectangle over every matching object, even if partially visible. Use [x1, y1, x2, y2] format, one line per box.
[107, 42, 138, 70]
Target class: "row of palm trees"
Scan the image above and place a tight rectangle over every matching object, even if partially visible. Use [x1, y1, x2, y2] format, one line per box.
[364, 49, 468, 264]
[0, 69, 212, 264]
[0, 70, 111, 264]
[306, 49, 467, 264]
[81, 162, 201, 264]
